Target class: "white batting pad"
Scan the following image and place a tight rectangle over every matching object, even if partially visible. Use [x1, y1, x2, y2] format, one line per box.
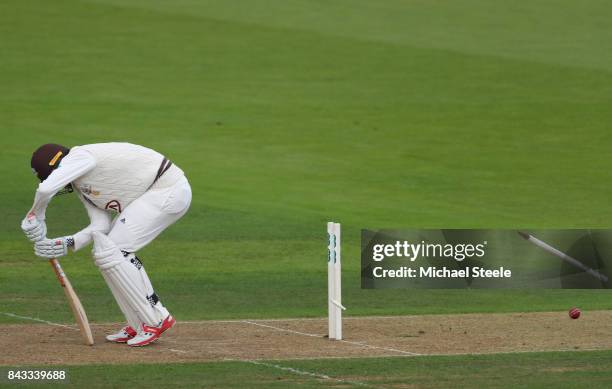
[100, 271, 141, 330]
[92, 232, 169, 327]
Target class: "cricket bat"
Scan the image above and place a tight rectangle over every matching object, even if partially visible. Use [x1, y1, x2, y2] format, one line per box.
[49, 258, 94, 345]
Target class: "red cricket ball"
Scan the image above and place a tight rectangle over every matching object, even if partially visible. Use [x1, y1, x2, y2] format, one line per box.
[569, 307, 581, 319]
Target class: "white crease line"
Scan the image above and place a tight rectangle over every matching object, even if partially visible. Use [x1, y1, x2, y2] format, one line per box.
[235, 359, 376, 388]
[243, 320, 322, 338]
[177, 316, 408, 324]
[340, 339, 420, 356]
[178, 317, 328, 324]
[241, 320, 420, 356]
[1, 312, 78, 330]
[167, 348, 189, 354]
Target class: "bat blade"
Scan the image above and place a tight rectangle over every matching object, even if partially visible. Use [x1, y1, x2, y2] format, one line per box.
[50, 259, 94, 346]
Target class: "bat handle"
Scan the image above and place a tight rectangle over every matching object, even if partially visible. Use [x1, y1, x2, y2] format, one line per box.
[49, 258, 66, 287]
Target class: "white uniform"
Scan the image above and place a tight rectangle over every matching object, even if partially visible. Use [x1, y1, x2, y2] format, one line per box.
[28, 142, 192, 330]
[30, 143, 191, 251]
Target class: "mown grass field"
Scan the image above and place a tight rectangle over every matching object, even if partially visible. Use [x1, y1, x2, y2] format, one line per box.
[1, 0, 612, 387]
[4, 351, 612, 388]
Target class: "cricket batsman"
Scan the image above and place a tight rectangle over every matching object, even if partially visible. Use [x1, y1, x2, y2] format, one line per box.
[20, 143, 192, 346]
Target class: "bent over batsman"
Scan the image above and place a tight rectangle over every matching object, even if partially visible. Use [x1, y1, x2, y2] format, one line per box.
[21, 142, 192, 347]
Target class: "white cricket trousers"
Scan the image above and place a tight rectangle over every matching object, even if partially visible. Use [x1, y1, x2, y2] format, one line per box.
[97, 175, 191, 328]
[108, 175, 192, 252]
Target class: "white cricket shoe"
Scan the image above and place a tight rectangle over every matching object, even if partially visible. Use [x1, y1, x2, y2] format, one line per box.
[127, 315, 176, 347]
[105, 325, 137, 343]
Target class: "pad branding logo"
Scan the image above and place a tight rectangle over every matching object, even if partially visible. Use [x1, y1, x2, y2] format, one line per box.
[105, 200, 122, 213]
[372, 240, 488, 262]
[79, 184, 100, 196]
[130, 256, 142, 270]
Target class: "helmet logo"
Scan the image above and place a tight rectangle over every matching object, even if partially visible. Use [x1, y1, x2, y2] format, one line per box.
[48, 151, 63, 166]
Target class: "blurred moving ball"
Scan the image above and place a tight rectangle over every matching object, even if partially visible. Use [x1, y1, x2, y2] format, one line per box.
[569, 307, 581, 319]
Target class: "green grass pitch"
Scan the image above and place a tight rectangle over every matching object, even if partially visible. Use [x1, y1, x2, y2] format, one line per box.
[5, 351, 612, 388]
[1, 0, 612, 387]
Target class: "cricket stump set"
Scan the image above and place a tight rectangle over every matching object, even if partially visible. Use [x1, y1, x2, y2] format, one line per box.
[327, 221, 345, 340]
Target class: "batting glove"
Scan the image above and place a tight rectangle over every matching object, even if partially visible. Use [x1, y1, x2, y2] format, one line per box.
[21, 213, 47, 242]
[34, 236, 74, 259]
